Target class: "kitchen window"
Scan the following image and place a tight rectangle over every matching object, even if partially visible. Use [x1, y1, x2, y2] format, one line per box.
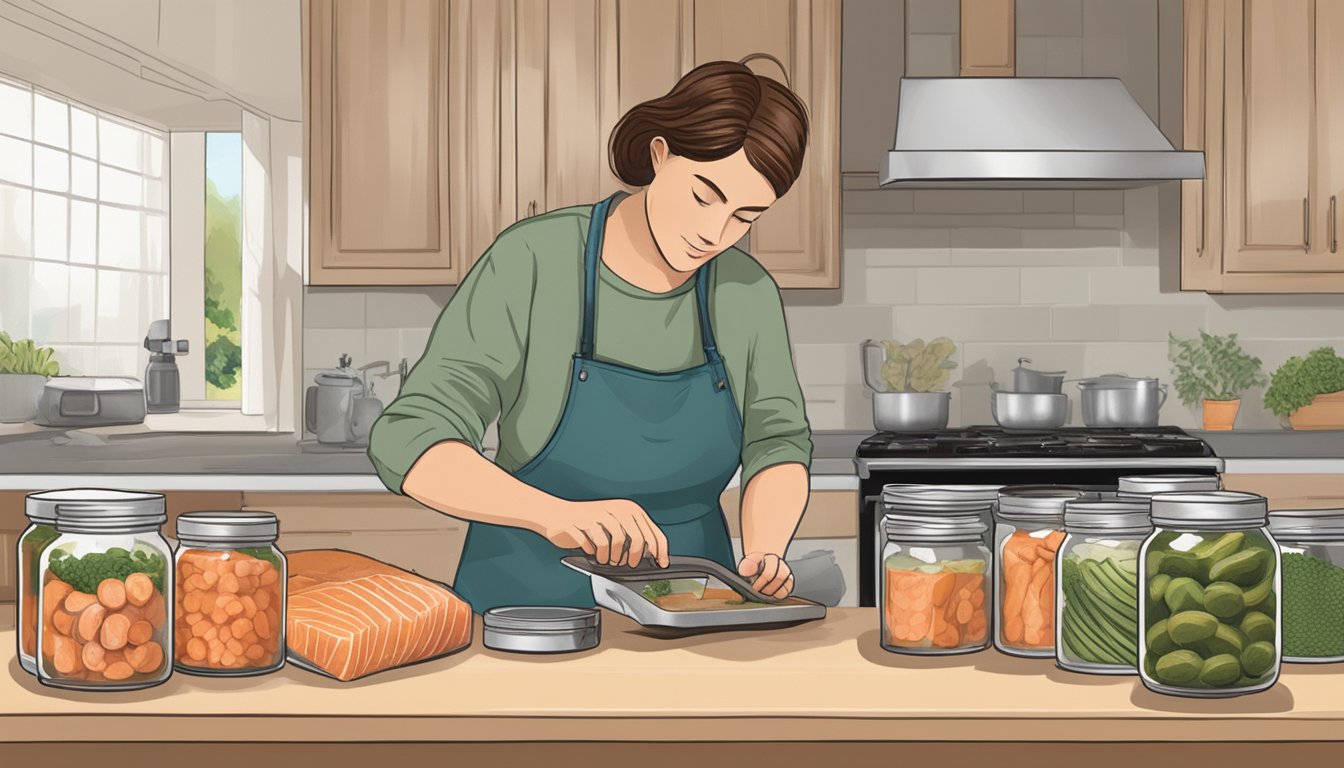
[0, 73, 169, 379]
[204, 132, 244, 402]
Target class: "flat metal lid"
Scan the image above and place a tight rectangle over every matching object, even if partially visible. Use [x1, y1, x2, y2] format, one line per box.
[483, 606, 600, 632]
[1076, 375, 1161, 390]
[1150, 491, 1268, 527]
[176, 511, 279, 542]
[1268, 508, 1344, 540]
[1064, 499, 1152, 532]
[997, 486, 1093, 519]
[882, 484, 999, 514]
[34, 489, 165, 530]
[314, 370, 360, 386]
[884, 512, 987, 540]
[1118, 474, 1222, 497]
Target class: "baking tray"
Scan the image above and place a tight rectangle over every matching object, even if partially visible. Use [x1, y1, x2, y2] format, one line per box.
[561, 555, 826, 630]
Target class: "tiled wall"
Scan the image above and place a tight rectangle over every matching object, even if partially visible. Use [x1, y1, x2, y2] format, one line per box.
[788, 0, 1344, 432]
[302, 287, 450, 398]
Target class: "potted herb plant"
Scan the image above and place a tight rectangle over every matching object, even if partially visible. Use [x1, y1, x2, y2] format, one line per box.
[1167, 331, 1266, 431]
[0, 332, 60, 423]
[1264, 346, 1344, 430]
[861, 337, 958, 431]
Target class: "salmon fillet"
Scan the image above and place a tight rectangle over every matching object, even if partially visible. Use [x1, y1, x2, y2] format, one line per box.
[285, 549, 472, 681]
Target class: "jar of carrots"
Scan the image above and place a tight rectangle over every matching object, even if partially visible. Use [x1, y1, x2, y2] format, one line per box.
[35, 490, 172, 691]
[172, 512, 286, 676]
[993, 486, 1094, 658]
[17, 491, 62, 676]
[880, 486, 993, 655]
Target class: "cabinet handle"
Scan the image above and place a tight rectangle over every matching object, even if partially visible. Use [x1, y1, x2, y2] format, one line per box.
[1332, 195, 1338, 254]
[527, 200, 537, 218]
[1304, 197, 1311, 252]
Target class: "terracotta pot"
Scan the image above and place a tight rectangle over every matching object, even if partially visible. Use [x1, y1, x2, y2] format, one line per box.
[1288, 391, 1344, 430]
[1202, 399, 1241, 431]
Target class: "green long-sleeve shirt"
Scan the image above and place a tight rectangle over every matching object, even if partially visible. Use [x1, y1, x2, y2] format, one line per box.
[368, 201, 813, 496]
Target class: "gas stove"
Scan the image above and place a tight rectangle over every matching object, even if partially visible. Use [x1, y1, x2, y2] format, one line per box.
[856, 425, 1215, 460]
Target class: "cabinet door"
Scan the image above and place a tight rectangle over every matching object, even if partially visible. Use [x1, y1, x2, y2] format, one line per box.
[1314, 0, 1344, 270]
[690, 0, 840, 288]
[1181, 0, 1226, 291]
[960, 0, 1015, 76]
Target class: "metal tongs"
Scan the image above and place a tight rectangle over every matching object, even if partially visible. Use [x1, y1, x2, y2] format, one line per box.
[570, 554, 788, 605]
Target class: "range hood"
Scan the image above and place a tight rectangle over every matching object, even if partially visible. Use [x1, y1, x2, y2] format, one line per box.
[880, 77, 1205, 189]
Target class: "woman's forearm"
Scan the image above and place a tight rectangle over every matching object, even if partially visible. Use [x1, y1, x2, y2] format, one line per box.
[739, 462, 809, 556]
[401, 440, 564, 533]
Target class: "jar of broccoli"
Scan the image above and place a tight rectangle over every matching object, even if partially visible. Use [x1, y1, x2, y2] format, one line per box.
[16, 491, 65, 675]
[1056, 498, 1151, 675]
[1267, 508, 1344, 663]
[37, 490, 172, 691]
[1139, 491, 1280, 697]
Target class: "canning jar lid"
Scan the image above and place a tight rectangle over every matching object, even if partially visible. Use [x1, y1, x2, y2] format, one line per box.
[1267, 508, 1344, 541]
[483, 606, 600, 632]
[1149, 491, 1268, 528]
[882, 484, 999, 514]
[42, 489, 166, 533]
[884, 512, 988, 541]
[176, 511, 279, 545]
[996, 486, 1093, 521]
[1063, 499, 1152, 533]
[1118, 474, 1221, 498]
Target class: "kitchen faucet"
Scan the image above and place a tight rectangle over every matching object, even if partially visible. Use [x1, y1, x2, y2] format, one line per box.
[358, 358, 408, 397]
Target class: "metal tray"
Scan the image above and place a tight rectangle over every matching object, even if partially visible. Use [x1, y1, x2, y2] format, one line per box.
[561, 555, 827, 630]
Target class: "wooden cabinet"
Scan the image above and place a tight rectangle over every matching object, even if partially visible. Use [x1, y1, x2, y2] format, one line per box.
[1222, 473, 1344, 510]
[959, 0, 1016, 77]
[1182, 0, 1344, 293]
[305, 0, 512, 285]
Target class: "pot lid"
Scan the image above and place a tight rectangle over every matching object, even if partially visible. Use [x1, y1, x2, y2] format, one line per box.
[1118, 474, 1222, 498]
[1267, 508, 1344, 540]
[482, 606, 600, 632]
[1076, 375, 1161, 389]
[1012, 357, 1066, 376]
[1149, 491, 1268, 527]
[313, 370, 360, 387]
[1064, 499, 1152, 533]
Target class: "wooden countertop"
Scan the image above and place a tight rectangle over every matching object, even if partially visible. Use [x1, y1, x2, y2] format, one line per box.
[2, 609, 1343, 744]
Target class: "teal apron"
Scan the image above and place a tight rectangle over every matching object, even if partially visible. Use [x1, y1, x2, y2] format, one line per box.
[453, 193, 745, 612]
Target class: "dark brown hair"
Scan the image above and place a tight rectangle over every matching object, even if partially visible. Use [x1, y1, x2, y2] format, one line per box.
[608, 61, 809, 198]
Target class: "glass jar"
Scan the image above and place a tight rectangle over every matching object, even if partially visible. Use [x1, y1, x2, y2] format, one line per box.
[1139, 491, 1280, 697]
[880, 488, 993, 655]
[16, 491, 64, 675]
[173, 511, 287, 676]
[1056, 498, 1151, 675]
[36, 490, 172, 691]
[1118, 474, 1222, 500]
[1267, 508, 1344, 663]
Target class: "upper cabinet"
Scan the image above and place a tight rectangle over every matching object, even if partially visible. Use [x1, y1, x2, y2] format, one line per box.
[1183, 0, 1344, 293]
[306, 0, 840, 288]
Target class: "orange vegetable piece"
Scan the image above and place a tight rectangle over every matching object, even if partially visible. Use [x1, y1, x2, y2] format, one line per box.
[52, 635, 82, 675]
[82, 641, 108, 672]
[124, 573, 154, 607]
[96, 578, 127, 610]
[127, 620, 154, 645]
[75, 603, 107, 644]
[930, 573, 956, 606]
[43, 579, 74, 623]
[186, 637, 208, 661]
[64, 591, 98, 614]
[103, 661, 135, 681]
[51, 608, 75, 637]
[100, 612, 131, 650]
[127, 641, 163, 673]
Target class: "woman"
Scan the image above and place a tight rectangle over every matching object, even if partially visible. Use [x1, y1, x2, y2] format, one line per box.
[369, 61, 813, 613]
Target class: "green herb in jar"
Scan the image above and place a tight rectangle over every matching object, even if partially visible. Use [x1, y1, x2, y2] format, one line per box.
[48, 548, 167, 594]
[1282, 552, 1344, 658]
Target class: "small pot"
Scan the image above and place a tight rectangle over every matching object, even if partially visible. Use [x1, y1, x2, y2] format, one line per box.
[1076, 375, 1167, 428]
[1287, 391, 1344, 430]
[0, 374, 46, 423]
[872, 391, 951, 432]
[1202, 399, 1241, 431]
[1011, 358, 1066, 394]
[991, 388, 1069, 429]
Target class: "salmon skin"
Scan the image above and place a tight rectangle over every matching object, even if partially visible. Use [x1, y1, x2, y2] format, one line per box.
[285, 549, 473, 681]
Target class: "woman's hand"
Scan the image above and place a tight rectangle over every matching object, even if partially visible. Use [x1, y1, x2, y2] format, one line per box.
[738, 552, 794, 599]
[539, 499, 670, 568]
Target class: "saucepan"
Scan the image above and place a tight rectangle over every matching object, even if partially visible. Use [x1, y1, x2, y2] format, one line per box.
[990, 386, 1070, 429]
[1075, 374, 1167, 428]
[1011, 357, 1067, 394]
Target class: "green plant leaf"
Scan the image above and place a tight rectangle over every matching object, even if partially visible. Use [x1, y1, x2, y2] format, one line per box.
[0, 335, 59, 376]
[1264, 347, 1344, 417]
[1168, 331, 1264, 406]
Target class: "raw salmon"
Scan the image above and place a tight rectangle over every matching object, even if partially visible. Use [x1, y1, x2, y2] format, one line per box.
[286, 549, 472, 681]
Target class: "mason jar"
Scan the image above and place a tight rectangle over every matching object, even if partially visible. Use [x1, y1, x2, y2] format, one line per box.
[880, 488, 992, 655]
[1118, 474, 1222, 500]
[173, 511, 287, 676]
[1267, 508, 1344, 663]
[994, 486, 1092, 657]
[16, 491, 63, 675]
[1056, 498, 1151, 675]
[1139, 491, 1280, 697]
[36, 490, 172, 691]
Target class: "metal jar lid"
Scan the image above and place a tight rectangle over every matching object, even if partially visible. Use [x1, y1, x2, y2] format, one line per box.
[1267, 508, 1344, 541]
[1064, 499, 1152, 534]
[482, 606, 600, 632]
[1117, 474, 1221, 498]
[882, 484, 999, 515]
[176, 511, 280, 545]
[41, 489, 166, 533]
[884, 512, 987, 541]
[1149, 491, 1268, 528]
[996, 486, 1093, 521]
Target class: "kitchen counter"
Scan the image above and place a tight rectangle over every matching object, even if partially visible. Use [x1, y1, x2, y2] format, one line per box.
[2, 609, 1342, 762]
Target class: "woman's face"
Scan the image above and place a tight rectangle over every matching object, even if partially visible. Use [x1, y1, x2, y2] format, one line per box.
[645, 139, 778, 273]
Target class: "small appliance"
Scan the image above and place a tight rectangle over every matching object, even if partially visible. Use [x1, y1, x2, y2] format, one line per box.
[143, 319, 189, 414]
[33, 377, 147, 427]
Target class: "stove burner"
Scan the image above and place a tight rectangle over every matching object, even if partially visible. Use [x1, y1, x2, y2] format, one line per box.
[856, 426, 1213, 459]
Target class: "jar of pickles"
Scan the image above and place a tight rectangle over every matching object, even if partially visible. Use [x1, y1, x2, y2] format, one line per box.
[1266, 508, 1344, 663]
[36, 490, 172, 691]
[17, 491, 64, 675]
[1139, 491, 1280, 697]
[880, 487, 992, 655]
[993, 486, 1091, 657]
[173, 511, 286, 675]
[1056, 498, 1151, 675]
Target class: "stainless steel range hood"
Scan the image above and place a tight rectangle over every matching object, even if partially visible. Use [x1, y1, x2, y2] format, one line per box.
[880, 77, 1205, 189]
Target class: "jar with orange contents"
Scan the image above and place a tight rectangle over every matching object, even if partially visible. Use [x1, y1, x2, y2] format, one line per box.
[172, 512, 286, 676]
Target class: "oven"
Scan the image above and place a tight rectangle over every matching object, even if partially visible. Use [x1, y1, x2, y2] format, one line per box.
[852, 428, 1224, 607]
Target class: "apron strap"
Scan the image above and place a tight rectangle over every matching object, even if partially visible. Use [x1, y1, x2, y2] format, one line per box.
[579, 193, 725, 373]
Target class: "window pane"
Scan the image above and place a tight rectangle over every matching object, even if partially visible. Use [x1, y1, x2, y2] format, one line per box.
[146, 272, 168, 325]
[145, 212, 166, 273]
[0, 134, 32, 185]
[100, 164, 143, 206]
[0, 183, 32, 258]
[71, 156, 96, 198]
[34, 146, 68, 192]
[0, 81, 31, 139]
[68, 265, 96, 342]
[99, 117, 144, 172]
[33, 192, 67, 262]
[30, 260, 69, 342]
[144, 177, 164, 208]
[205, 132, 244, 400]
[0, 256, 32, 338]
[97, 204, 142, 270]
[97, 345, 139, 378]
[96, 269, 140, 343]
[71, 108, 96, 158]
[47, 345, 96, 376]
[146, 135, 165, 178]
[69, 199, 96, 264]
[34, 94, 68, 149]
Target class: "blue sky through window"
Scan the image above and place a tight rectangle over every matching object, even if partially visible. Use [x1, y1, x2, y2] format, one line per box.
[205, 132, 242, 199]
